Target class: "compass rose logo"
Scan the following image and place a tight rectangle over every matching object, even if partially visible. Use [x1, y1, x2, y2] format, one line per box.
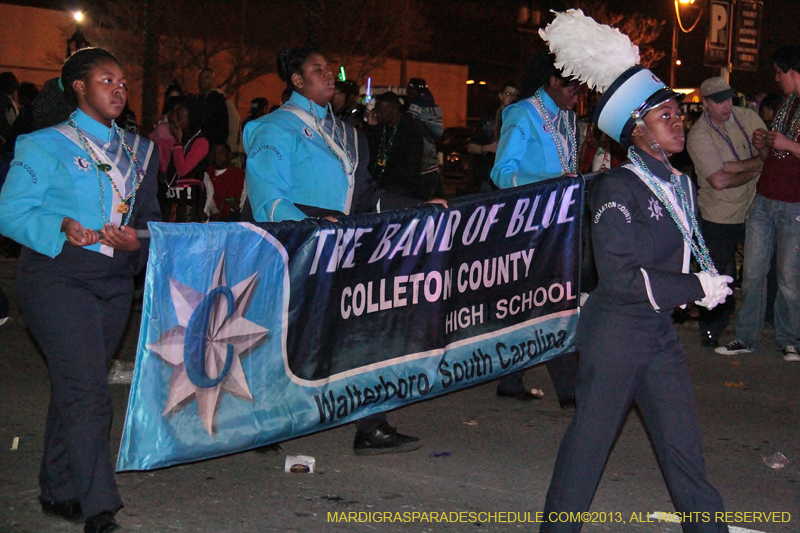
[147, 253, 269, 435]
[648, 198, 664, 220]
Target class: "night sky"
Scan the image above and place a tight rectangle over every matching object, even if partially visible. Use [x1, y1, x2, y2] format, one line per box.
[5, 0, 798, 113]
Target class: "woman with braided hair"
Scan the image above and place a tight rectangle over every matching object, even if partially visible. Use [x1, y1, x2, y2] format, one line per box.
[0, 47, 160, 533]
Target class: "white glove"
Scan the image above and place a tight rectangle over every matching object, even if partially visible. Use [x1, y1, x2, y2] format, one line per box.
[694, 272, 733, 310]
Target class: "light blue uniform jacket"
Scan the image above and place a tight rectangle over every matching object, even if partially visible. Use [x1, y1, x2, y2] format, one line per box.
[491, 90, 578, 189]
[243, 91, 356, 222]
[0, 109, 158, 259]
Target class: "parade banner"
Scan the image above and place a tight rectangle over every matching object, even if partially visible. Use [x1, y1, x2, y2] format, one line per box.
[117, 176, 583, 471]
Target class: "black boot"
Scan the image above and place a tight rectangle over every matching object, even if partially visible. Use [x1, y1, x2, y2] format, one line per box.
[353, 421, 422, 456]
[84, 511, 120, 533]
[40, 499, 83, 523]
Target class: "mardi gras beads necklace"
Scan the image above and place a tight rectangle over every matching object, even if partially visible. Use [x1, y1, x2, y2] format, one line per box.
[68, 112, 143, 225]
[628, 147, 717, 275]
[309, 101, 355, 187]
[375, 121, 400, 180]
[703, 111, 756, 161]
[770, 94, 800, 159]
[532, 89, 577, 173]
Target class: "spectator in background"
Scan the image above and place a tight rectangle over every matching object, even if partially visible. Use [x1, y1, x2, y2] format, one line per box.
[369, 91, 428, 200]
[0, 72, 19, 152]
[203, 143, 245, 221]
[242, 97, 269, 131]
[30, 78, 71, 132]
[687, 77, 765, 348]
[759, 93, 784, 127]
[11, 82, 38, 140]
[164, 82, 183, 101]
[150, 96, 185, 175]
[120, 104, 138, 134]
[465, 81, 518, 193]
[160, 101, 209, 222]
[405, 78, 443, 198]
[333, 80, 364, 128]
[715, 45, 800, 362]
[757, 91, 785, 328]
[193, 67, 230, 147]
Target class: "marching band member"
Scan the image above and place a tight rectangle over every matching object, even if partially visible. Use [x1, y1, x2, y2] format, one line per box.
[537, 11, 731, 532]
[0, 47, 160, 533]
[244, 47, 445, 455]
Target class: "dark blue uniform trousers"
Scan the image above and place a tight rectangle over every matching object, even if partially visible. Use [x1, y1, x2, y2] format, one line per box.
[542, 311, 726, 533]
[17, 245, 131, 518]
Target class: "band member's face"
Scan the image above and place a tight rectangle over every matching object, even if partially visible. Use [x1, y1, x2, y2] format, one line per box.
[639, 98, 685, 157]
[549, 78, 583, 111]
[74, 60, 127, 126]
[293, 54, 335, 107]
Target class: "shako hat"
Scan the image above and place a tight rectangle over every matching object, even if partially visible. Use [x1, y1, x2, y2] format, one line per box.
[539, 9, 683, 147]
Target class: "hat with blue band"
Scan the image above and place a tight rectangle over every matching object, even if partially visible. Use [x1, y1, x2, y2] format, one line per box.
[540, 9, 683, 147]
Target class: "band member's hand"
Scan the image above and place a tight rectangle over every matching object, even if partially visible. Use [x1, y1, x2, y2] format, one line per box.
[100, 224, 141, 252]
[323, 215, 338, 223]
[752, 128, 766, 149]
[694, 272, 733, 310]
[62, 217, 99, 247]
[424, 198, 448, 208]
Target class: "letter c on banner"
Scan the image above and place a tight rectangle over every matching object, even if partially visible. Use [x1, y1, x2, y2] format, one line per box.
[184, 286, 235, 388]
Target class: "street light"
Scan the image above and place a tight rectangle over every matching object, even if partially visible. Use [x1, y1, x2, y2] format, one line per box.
[66, 9, 90, 58]
[670, 0, 705, 88]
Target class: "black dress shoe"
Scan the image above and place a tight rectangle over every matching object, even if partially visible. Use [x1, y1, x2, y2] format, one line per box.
[40, 499, 83, 523]
[353, 422, 422, 456]
[559, 397, 577, 410]
[700, 330, 719, 347]
[84, 511, 120, 533]
[496, 390, 542, 401]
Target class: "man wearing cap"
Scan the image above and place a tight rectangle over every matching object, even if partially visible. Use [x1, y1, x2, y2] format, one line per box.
[687, 77, 766, 348]
[716, 45, 800, 362]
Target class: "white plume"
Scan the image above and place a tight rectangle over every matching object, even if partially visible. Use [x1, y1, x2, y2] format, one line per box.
[539, 9, 640, 93]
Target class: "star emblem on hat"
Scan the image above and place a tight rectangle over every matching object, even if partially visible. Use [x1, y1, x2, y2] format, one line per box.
[648, 198, 663, 220]
[147, 253, 269, 435]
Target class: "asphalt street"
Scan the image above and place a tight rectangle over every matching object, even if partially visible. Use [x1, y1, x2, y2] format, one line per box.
[0, 256, 798, 533]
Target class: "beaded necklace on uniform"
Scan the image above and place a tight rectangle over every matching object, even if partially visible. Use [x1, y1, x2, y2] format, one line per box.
[375, 121, 400, 180]
[531, 88, 577, 173]
[703, 110, 756, 161]
[628, 147, 718, 275]
[68, 111, 144, 226]
[769, 94, 800, 159]
[308, 101, 355, 187]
